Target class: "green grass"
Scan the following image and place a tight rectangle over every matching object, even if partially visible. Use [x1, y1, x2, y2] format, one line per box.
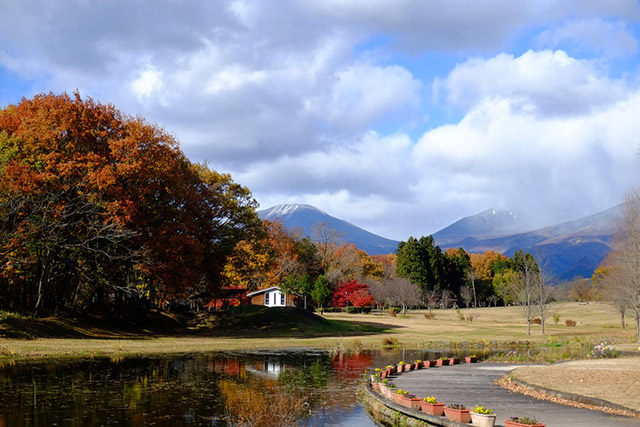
[191, 305, 385, 337]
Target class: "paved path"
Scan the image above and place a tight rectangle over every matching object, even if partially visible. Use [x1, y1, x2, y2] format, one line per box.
[391, 363, 639, 427]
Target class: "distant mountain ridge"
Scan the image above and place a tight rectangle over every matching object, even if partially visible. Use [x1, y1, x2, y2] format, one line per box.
[433, 208, 524, 244]
[435, 204, 622, 281]
[259, 203, 621, 281]
[257, 204, 400, 255]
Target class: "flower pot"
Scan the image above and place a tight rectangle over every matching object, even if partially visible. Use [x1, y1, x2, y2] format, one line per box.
[393, 393, 405, 405]
[397, 364, 405, 373]
[444, 407, 471, 423]
[420, 401, 445, 416]
[413, 363, 422, 370]
[371, 382, 381, 394]
[381, 370, 388, 379]
[471, 412, 496, 427]
[436, 359, 450, 366]
[422, 360, 434, 368]
[504, 421, 545, 427]
[384, 387, 396, 401]
[448, 357, 461, 365]
[465, 356, 478, 363]
[399, 395, 422, 411]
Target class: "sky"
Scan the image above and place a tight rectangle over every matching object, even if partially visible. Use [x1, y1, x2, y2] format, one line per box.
[2, 0, 640, 241]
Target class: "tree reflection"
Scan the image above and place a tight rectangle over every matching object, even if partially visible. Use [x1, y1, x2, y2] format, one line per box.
[218, 379, 310, 426]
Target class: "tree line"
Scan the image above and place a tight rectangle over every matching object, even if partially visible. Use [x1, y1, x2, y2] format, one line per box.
[3, 93, 636, 343]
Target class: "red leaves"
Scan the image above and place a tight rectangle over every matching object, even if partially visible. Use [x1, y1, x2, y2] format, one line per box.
[331, 279, 374, 308]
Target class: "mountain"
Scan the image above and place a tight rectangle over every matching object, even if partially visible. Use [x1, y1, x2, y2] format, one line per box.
[257, 204, 400, 255]
[436, 204, 622, 281]
[432, 208, 524, 245]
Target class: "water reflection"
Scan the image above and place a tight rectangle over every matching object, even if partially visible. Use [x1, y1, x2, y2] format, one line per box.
[0, 348, 490, 426]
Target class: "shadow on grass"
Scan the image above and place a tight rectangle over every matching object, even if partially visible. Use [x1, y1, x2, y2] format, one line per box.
[189, 306, 404, 339]
[0, 311, 187, 340]
[0, 307, 401, 340]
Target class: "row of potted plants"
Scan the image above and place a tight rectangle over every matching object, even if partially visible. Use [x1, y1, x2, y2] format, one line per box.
[378, 356, 478, 378]
[370, 360, 545, 427]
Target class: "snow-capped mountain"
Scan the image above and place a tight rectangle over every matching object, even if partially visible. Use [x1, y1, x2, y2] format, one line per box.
[257, 204, 400, 255]
[433, 208, 524, 245]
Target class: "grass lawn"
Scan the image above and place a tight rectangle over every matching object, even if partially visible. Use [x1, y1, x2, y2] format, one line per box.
[0, 302, 637, 363]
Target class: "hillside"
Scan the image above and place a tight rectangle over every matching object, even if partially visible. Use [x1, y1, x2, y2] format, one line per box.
[258, 204, 399, 255]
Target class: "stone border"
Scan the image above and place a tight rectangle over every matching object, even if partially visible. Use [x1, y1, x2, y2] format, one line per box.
[501, 375, 640, 419]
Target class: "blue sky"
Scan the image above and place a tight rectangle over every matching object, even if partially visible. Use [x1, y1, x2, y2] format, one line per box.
[2, 0, 640, 240]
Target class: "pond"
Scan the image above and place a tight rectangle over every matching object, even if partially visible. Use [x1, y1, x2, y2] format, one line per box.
[0, 348, 488, 426]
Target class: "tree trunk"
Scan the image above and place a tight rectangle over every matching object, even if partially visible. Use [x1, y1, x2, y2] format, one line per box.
[621, 310, 626, 329]
[526, 319, 531, 336]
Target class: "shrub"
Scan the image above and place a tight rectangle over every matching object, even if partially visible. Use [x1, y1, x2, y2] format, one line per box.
[389, 307, 400, 317]
[381, 337, 399, 348]
[456, 309, 465, 321]
[424, 313, 436, 320]
[466, 315, 474, 322]
[565, 319, 577, 327]
[552, 313, 561, 324]
[531, 317, 542, 325]
[343, 306, 357, 313]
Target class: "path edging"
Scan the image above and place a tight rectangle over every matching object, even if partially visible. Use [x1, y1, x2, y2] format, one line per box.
[506, 374, 640, 418]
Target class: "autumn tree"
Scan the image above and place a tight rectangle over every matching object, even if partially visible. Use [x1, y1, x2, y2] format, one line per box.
[599, 190, 640, 341]
[511, 250, 540, 336]
[0, 93, 260, 315]
[386, 277, 422, 313]
[593, 264, 627, 328]
[312, 222, 344, 274]
[331, 279, 372, 310]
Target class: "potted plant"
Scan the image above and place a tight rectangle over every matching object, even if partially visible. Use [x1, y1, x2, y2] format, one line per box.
[470, 406, 496, 427]
[420, 396, 445, 416]
[465, 354, 478, 363]
[413, 359, 422, 370]
[422, 359, 434, 368]
[436, 356, 450, 366]
[444, 403, 471, 423]
[448, 356, 461, 365]
[386, 364, 396, 375]
[381, 380, 396, 400]
[397, 361, 406, 373]
[399, 392, 421, 411]
[505, 417, 545, 427]
[393, 389, 407, 405]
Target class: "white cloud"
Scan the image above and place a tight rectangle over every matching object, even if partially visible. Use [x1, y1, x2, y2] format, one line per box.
[131, 66, 163, 100]
[537, 19, 638, 57]
[439, 50, 629, 116]
[411, 91, 640, 231]
[2, 0, 640, 240]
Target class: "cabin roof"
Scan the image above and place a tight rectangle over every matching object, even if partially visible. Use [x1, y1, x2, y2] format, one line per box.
[246, 286, 283, 297]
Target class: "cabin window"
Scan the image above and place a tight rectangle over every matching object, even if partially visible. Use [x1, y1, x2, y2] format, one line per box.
[281, 293, 285, 306]
[265, 292, 269, 305]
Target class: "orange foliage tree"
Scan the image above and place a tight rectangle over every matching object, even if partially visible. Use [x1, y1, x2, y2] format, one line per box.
[0, 93, 260, 315]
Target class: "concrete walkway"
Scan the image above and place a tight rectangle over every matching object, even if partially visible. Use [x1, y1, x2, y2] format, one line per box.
[391, 363, 639, 427]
